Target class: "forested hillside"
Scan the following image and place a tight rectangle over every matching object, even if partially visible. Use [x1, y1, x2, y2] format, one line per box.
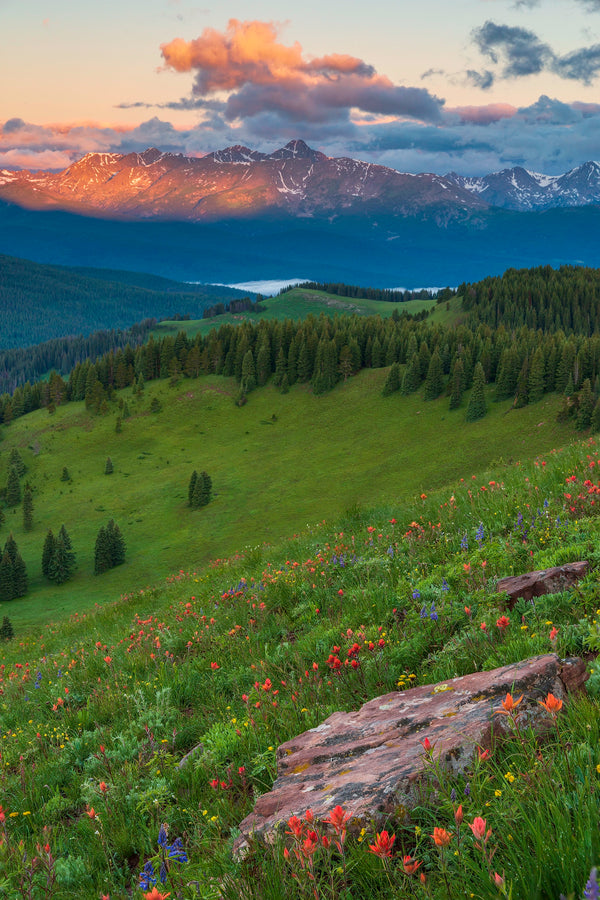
[460, 264, 600, 334]
[0, 254, 252, 349]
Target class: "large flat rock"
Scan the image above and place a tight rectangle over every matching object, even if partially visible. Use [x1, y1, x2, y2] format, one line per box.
[496, 562, 588, 609]
[235, 654, 587, 854]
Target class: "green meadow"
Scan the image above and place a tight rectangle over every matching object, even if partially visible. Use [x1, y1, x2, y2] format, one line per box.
[0, 371, 571, 630]
[154, 286, 440, 341]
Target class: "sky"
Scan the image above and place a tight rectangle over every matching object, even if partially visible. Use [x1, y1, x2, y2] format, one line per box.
[1, 0, 600, 175]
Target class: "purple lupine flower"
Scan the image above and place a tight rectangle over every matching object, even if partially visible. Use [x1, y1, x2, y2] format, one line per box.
[139, 861, 157, 890]
[157, 824, 168, 847]
[413, 589, 421, 600]
[167, 838, 188, 864]
[441, 578, 449, 592]
[464, 782, 471, 797]
[430, 603, 438, 622]
[584, 867, 600, 900]
[420, 605, 427, 618]
[460, 534, 468, 550]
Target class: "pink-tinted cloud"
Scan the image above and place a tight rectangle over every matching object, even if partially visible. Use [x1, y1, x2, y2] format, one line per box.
[161, 20, 373, 90]
[0, 148, 74, 170]
[450, 103, 517, 124]
[160, 19, 443, 123]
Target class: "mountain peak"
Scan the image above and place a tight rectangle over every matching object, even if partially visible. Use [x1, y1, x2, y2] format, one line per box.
[207, 145, 266, 164]
[267, 140, 327, 161]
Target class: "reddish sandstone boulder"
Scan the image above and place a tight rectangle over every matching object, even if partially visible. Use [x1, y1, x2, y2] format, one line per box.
[234, 654, 587, 855]
[496, 561, 588, 609]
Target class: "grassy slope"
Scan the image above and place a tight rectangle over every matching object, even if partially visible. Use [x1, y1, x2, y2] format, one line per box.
[0, 371, 571, 630]
[0, 431, 599, 898]
[153, 288, 439, 340]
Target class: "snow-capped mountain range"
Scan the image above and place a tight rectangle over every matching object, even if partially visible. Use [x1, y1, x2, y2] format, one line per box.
[0, 140, 599, 222]
[445, 161, 600, 211]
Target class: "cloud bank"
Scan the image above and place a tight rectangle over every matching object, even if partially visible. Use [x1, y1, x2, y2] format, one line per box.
[2, 20, 600, 178]
[471, 20, 600, 87]
[159, 19, 444, 124]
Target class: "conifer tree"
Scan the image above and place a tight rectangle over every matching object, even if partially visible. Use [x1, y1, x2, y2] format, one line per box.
[256, 339, 271, 387]
[466, 362, 487, 422]
[280, 373, 290, 394]
[273, 346, 287, 387]
[12, 549, 27, 598]
[528, 347, 546, 404]
[423, 350, 445, 400]
[401, 354, 421, 395]
[106, 519, 126, 566]
[240, 350, 257, 394]
[577, 378, 595, 430]
[58, 524, 73, 551]
[0, 615, 14, 640]
[94, 526, 111, 575]
[8, 449, 26, 477]
[104, 457, 113, 475]
[382, 362, 401, 396]
[60, 467, 70, 482]
[5, 465, 21, 507]
[22, 485, 33, 532]
[48, 532, 76, 584]
[0, 551, 14, 601]
[449, 358, 464, 410]
[188, 471, 198, 506]
[199, 471, 212, 506]
[42, 530, 56, 578]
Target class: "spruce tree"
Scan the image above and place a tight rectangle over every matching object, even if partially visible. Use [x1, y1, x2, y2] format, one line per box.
[94, 526, 111, 575]
[8, 449, 26, 477]
[240, 350, 257, 394]
[577, 378, 595, 430]
[0, 551, 14, 602]
[104, 457, 113, 475]
[5, 465, 21, 507]
[466, 362, 487, 422]
[188, 471, 198, 507]
[60, 467, 70, 482]
[528, 347, 546, 404]
[22, 485, 33, 532]
[106, 520, 126, 567]
[0, 615, 14, 640]
[423, 350, 445, 400]
[280, 373, 290, 394]
[449, 358, 464, 410]
[382, 362, 401, 396]
[48, 532, 76, 584]
[401, 354, 421, 395]
[199, 471, 212, 506]
[273, 346, 287, 387]
[42, 530, 56, 578]
[12, 550, 27, 598]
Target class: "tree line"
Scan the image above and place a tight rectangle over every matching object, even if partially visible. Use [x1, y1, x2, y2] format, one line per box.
[2, 267, 600, 427]
[0, 320, 155, 395]
[285, 281, 454, 304]
[459, 264, 600, 336]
